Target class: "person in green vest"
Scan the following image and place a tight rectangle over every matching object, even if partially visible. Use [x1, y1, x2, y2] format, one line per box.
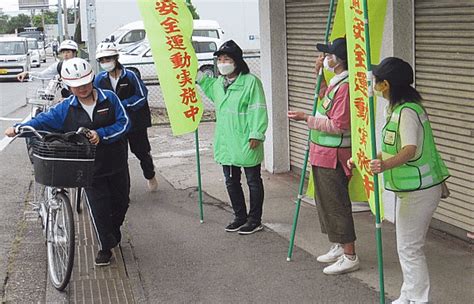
[288, 38, 360, 275]
[198, 40, 268, 235]
[363, 57, 449, 304]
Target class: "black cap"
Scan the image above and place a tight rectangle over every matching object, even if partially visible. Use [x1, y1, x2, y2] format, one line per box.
[214, 40, 243, 61]
[316, 38, 347, 60]
[372, 57, 414, 86]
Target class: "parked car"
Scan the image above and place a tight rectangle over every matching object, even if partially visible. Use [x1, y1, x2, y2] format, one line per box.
[0, 37, 31, 80]
[105, 20, 224, 51]
[118, 36, 219, 81]
[26, 38, 41, 67]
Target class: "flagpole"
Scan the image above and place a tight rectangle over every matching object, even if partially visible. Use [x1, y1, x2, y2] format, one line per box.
[185, 0, 205, 223]
[362, 0, 385, 302]
[195, 128, 204, 223]
[287, 0, 335, 261]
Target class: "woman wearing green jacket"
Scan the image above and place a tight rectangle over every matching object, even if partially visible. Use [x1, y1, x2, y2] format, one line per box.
[198, 40, 268, 235]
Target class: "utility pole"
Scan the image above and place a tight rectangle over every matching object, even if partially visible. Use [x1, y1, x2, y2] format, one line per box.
[63, 0, 69, 39]
[41, 9, 45, 30]
[57, 0, 64, 42]
[73, 0, 77, 27]
[86, 0, 98, 70]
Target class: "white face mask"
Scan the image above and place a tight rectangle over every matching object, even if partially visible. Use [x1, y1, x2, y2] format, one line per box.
[217, 63, 235, 76]
[323, 55, 339, 73]
[100, 61, 115, 72]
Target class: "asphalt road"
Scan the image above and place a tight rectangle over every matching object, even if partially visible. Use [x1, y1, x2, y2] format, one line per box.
[0, 59, 58, 302]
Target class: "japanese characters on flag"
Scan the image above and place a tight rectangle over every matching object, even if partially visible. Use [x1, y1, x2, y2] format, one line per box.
[344, 0, 385, 217]
[137, 0, 203, 135]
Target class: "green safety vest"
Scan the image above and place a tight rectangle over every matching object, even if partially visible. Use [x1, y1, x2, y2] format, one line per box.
[310, 77, 351, 148]
[382, 102, 449, 192]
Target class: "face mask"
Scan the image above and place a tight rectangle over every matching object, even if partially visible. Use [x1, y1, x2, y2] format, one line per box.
[323, 56, 338, 73]
[217, 63, 235, 76]
[100, 61, 115, 72]
[373, 82, 384, 97]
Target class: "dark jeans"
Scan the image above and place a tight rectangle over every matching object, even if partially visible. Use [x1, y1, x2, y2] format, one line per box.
[223, 164, 264, 224]
[85, 169, 130, 251]
[127, 128, 155, 180]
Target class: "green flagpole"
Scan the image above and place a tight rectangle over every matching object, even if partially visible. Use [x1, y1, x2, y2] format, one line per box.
[195, 128, 204, 223]
[287, 0, 336, 261]
[362, 0, 385, 302]
[185, 0, 204, 223]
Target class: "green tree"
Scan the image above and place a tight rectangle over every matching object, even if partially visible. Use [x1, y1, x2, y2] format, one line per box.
[6, 14, 31, 34]
[0, 13, 10, 34]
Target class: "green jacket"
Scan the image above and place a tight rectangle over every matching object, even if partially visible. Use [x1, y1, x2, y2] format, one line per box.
[199, 73, 268, 167]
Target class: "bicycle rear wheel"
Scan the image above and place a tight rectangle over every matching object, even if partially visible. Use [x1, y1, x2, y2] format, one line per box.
[47, 191, 75, 291]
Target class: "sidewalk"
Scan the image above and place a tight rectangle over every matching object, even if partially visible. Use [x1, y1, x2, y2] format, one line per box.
[148, 122, 473, 303]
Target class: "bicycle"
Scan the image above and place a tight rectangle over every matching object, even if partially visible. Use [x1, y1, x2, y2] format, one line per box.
[24, 75, 63, 163]
[7, 125, 96, 291]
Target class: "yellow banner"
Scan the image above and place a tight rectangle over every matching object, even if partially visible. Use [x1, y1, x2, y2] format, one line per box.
[344, 0, 385, 217]
[306, 0, 387, 213]
[137, 0, 203, 136]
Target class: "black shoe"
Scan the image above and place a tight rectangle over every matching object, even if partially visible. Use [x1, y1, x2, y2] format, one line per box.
[238, 222, 263, 235]
[95, 250, 112, 266]
[225, 219, 247, 232]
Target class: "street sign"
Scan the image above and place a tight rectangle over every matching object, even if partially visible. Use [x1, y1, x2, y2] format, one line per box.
[18, 0, 49, 10]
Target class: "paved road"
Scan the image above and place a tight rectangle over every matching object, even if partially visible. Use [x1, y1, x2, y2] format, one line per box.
[0, 60, 59, 302]
[124, 127, 381, 303]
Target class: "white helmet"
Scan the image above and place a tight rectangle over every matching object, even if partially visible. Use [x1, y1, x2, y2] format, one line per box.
[58, 39, 78, 52]
[96, 42, 119, 59]
[61, 58, 95, 87]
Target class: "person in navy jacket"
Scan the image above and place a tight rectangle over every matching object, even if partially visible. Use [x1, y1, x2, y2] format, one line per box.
[5, 58, 131, 266]
[94, 42, 158, 192]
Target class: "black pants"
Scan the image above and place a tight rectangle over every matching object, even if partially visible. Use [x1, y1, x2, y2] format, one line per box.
[223, 164, 264, 224]
[127, 128, 155, 180]
[85, 169, 130, 251]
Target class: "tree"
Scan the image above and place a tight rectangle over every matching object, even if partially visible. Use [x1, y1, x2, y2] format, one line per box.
[5, 14, 31, 34]
[0, 13, 10, 34]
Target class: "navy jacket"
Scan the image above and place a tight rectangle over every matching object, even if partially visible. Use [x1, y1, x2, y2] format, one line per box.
[21, 88, 130, 177]
[94, 66, 151, 132]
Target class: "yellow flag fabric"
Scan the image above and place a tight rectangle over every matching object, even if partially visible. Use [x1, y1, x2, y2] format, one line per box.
[344, 0, 386, 217]
[137, 0, 203, 136]
[306, 0, 387, 211]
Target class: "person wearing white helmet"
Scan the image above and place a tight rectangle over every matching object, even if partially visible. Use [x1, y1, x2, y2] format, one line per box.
[6, 57, 131, 267]
[94, 42, 158, 192]
[17, 39, 79, 96]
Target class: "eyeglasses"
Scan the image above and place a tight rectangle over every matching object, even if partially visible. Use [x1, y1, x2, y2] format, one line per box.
[97, 56, 115, 63]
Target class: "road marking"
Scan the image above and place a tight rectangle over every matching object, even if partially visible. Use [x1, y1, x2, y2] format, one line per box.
[0, 117, 23, 121]
[0, 114, 31, 151]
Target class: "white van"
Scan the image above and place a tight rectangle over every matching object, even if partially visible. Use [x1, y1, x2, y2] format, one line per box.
[0, 37, 31, 80]
[105, 20, 224, 51]
[26, 38, 41, 68]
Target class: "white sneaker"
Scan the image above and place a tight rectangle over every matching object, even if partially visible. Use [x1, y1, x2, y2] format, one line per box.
[147, 177, 158, 192]
[323, 254, 360, 275]
[317, 243, 344, 263]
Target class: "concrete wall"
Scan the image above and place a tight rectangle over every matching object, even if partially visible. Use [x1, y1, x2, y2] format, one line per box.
[259, 0, 290, 173]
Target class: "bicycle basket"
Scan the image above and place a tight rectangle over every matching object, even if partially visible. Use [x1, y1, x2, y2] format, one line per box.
[32, 140, 96, 187]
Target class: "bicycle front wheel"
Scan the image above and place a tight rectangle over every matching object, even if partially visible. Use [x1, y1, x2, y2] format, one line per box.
[47, 191, 75, 291]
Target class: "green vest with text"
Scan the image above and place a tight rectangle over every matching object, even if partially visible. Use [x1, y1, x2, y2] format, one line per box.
[310, 77, 351, 148]
[382, 102, 449, 192]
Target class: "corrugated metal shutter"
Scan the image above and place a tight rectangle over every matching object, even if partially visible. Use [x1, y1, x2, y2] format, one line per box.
[286, 0, 334, 172]
[415, 0, 474, 232]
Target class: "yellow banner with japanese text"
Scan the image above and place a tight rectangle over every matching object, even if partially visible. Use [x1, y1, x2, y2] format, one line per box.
[306, 0, 387, 210]
[344, 0, 386, 217]
[137, 0, 203, 136]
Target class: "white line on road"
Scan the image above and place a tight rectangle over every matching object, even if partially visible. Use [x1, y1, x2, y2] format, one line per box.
[0, 114, 31, 152]
[0, 117, 23, 121]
